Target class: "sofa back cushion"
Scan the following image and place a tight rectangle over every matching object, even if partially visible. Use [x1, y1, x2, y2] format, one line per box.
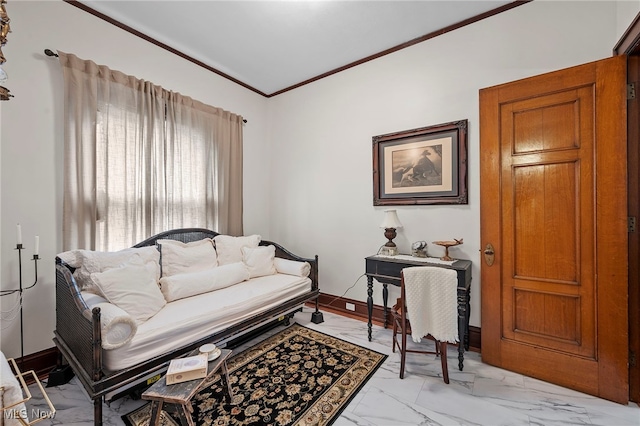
[157, 238, 217, 277]
[158, 262, 250, 302]
[91, 261, 166, 323]
[57, 246, 160, 294]
[214, 235, 261, 265]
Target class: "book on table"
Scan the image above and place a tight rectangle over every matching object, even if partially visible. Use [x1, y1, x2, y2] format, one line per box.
[166, 354, 208, 385]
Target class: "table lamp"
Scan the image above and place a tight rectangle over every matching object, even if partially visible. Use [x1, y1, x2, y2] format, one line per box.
[380, 209, 402, 256]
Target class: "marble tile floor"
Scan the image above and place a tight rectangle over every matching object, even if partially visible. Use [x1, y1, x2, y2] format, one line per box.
[22, 309, 640, 425]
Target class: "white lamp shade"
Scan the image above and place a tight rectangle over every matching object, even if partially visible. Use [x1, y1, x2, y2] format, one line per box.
[380, 209, 403, 229]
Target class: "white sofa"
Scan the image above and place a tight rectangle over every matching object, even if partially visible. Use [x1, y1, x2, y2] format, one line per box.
[53, 228, 322, 426]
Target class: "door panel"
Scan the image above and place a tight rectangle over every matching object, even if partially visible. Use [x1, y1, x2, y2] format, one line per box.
[480, 56, 628, 403]
[513, 162, 578, 283]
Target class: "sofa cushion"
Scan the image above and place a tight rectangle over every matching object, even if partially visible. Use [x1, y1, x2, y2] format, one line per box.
[242, 245, 276, 278]
[83, 292, 138, 349]
[57, 246, 160, 294]
[96, 302, 138, 349]
[274, 258, 311, 277]
[91, 261, 166, 324]
[157, 238, 217, 277]
[158, 262, 250, 302]
[214, 234, 260, 265]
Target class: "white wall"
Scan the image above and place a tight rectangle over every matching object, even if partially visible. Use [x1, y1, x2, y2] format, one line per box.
[266, 1, 625, 327]
[0, 0, 270, 358]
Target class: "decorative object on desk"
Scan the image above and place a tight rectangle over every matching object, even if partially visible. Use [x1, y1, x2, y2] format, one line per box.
[165, 354, 208, 385]
[124, 324, 386, 426]
[372, 120, 468, 205]
[1, 224, 40, 370]
[432, 238, 463, 261]
[411, 240, 427, 257]
[379, 209, 402, 256]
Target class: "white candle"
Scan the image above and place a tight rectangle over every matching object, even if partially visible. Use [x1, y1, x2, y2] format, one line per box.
[34, 236, 39, 256]
[16, 223, 22, 245]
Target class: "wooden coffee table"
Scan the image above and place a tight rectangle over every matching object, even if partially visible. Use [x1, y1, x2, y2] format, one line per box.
[142, 348, 233, 426]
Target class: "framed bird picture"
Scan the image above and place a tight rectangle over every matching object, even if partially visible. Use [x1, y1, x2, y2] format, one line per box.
[372, 120, 468, 205]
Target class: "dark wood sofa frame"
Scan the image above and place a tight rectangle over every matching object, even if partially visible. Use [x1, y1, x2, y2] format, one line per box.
[53, 228, 323, 426]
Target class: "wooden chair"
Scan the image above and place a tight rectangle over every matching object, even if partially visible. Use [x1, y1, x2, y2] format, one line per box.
[391, 266, 459, 383]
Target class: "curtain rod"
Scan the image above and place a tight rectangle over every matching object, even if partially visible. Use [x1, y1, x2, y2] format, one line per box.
[43, 48, 247, 124]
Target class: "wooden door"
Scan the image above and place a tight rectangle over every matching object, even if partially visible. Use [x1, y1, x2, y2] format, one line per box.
[480, 56, 629, 403]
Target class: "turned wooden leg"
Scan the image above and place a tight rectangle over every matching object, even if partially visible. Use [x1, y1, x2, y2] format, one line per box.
[382, 284, 389, 328]
[367, 276, 373, 341]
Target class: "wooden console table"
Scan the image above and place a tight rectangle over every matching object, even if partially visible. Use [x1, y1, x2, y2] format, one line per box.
[365, 255, 472, 371]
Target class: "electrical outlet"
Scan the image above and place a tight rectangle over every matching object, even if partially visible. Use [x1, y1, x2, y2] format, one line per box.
[345, 302, 356, 311]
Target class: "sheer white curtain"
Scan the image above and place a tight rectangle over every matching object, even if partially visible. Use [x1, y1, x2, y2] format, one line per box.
[59, 52, 243, 251]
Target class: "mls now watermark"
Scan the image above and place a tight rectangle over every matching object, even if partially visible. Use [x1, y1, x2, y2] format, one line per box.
[4, 407, 56, 420]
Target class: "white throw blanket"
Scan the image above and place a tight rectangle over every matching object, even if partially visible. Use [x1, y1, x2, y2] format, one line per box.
[403, 266, 459, 344]
[0, 351, 28, 426]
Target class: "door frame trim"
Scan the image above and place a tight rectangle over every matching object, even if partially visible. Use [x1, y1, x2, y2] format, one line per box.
[614, 10, 640, 404]
[614, 11, 640, 55]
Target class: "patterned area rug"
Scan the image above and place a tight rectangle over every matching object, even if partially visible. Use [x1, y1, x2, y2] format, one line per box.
[122, 323, 386, 425]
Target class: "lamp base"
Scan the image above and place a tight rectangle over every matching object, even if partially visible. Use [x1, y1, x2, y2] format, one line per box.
[379, 246, 399, 256]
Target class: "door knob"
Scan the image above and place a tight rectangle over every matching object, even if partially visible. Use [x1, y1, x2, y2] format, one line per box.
[484, 243, 495, 266]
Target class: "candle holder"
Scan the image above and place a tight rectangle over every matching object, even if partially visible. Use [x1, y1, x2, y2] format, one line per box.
[7, 243, 39, 368]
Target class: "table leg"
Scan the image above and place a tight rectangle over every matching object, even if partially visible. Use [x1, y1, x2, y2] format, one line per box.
[465, 286, 471, 351]
[149, 401, 163, 426]
[367, 275, 373, 341]
[176, 404, 194, 426]
[457, 288, 466, 371]
[382, 283, 389, 328]
[221, 361, 233, 402]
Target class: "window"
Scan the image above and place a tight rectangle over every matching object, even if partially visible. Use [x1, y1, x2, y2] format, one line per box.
[60, 52, 244, 251]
